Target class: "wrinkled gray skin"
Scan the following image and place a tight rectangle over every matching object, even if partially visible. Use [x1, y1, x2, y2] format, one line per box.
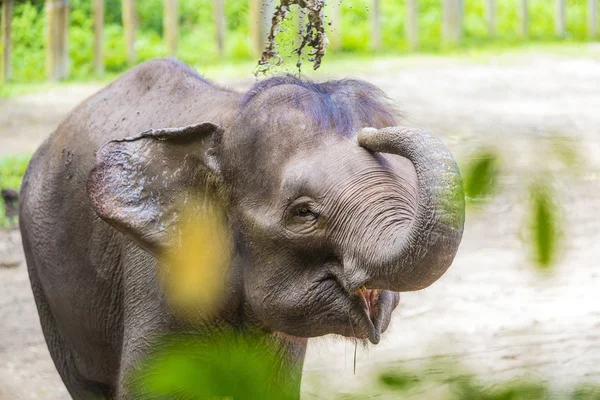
[20, 58, 465, 399]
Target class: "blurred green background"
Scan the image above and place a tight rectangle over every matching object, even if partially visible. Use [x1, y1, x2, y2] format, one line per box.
[0, 0, 598, 82]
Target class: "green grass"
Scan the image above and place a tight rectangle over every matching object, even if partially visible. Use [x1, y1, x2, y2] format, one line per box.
[2, 41, 599, 99]
[0, 154, 29, 190]
[0, 82, 66, 99]
[0, 154, 30, 228]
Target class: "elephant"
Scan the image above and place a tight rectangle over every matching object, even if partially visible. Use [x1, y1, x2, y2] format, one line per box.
[19, 58, 465, 399]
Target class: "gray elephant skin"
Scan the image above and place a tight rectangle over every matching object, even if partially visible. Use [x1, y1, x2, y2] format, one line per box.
[19, 58, 465, 399]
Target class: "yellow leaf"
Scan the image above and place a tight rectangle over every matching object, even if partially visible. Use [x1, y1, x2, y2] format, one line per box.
[161, 195, 231, 320]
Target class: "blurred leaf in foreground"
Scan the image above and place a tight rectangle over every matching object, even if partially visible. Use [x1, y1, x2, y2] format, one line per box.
[462, 149, 501, 204]
[549, 136, 583, 172]
[482, 381, 548, 400]
[379, 370, 420, 391]
[571, 384, 600, 400]
[527, 182, 562, 269]
[161, 195, 232, 321]
[373, 365, 553, 400]
[133, 332, 297, 400]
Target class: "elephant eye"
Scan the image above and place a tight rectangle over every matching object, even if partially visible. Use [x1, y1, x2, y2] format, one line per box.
[297, 206, 311, 217]
[292, 203, 318, 221]
[285, 199, 322, 234]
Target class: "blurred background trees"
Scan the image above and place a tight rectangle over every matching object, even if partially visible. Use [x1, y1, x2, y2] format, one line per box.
[0, 0, 599, 82]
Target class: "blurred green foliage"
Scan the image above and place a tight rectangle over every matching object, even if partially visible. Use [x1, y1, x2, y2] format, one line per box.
[0, 154, 29, 227]
[462, 149, 501, 204]
[572, 385, 600, 400]
[0, 0, 597, 82]
[345, 364, 600, 399]
[0, 154, 29, 190]
[378, 370, 421, 391]
[448, 378, 548, 400]
[461, 146, 566, 271]
[133, 338, 600, 399]
[132, 331, 297, 399]
[9, 3, 45, 81]
[528, 181, 561, 268]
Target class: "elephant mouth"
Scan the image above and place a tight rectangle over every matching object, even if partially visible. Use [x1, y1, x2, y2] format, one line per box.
[356, 287, 381, 344]
[350, 287, 397, 345]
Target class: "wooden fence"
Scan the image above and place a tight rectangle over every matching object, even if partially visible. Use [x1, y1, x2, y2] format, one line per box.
[1, 0, 599, 83]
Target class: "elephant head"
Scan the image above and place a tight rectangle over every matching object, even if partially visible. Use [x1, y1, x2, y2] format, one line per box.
[88, 75, 465, 344]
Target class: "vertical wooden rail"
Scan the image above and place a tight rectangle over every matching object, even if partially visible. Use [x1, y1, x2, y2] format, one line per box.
[46, 0, 70, 81]
[249, 0, 261, 57]
[519, 0, 529, 37]
[406, 0, 419, 50]
[122, 0, 135, 65]
[371, 0, 381, 51]
[164, 0, 179, 57]
[249, 0, 273, 58]
[1, 0, 13, 83]
[486, 0, 496, 38]
[93, 0, 104, 75]
[214, 0, 225, 57]
[443, 0, 463, 45]
[328, 0, 342, 51]
[555, 0, 566, 38]
[588, 0, 598, 38]
[261, 0, 275, 46]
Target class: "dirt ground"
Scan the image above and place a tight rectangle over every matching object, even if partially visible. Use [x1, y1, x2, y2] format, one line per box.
[1, 48, 599, 399]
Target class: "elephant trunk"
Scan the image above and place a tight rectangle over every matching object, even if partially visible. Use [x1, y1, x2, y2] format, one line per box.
[357, 126, 465, 292]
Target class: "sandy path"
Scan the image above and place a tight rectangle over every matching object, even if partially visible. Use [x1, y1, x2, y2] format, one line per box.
[1, 48, 599, 399]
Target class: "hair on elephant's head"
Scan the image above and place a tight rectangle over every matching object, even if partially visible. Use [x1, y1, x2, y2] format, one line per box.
[88, 75, 465, 344]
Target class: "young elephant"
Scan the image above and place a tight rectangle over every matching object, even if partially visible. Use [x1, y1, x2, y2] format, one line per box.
[20, 58, 465, 399]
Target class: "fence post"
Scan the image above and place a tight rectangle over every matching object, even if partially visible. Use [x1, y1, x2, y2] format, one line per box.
[486, 0, 496, 38]
[249, 0, 260, 57]
[262, 0, 275, 47]
[588, 0, 597, 38]
[214, 0, 225, 57]
[1, 0, 13, 83]
[249, 0, 274, 57]
[249, 0, 273, 58]
[328, 0, 342, 51]
[406, 0, 419, 50]
[93, 0, 104, 75]
[555, 0, 566, 38]
[46, 0, 70, 81]
[519, 0, 529, 37]
[122, 0, 135, 65]
[371, 0, 381, 51]
[443, 0, 462, 45]
[164, 0, 179, 57]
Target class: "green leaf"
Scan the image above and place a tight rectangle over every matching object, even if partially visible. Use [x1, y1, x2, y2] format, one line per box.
[131, 331, 298, 400]
[379, 370, 420, 391]
[528, 182, 561, 269]
[463, 150, 500, 204]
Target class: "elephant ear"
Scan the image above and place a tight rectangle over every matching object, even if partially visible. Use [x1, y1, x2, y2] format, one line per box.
[87, 122, 223, 255]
